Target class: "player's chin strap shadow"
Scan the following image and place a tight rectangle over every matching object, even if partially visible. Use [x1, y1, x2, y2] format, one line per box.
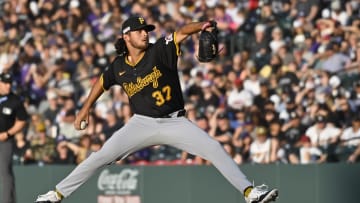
[196, 45, 225, 63]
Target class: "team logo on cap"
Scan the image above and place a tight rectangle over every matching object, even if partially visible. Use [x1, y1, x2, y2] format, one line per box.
[138, 17, 144, 24]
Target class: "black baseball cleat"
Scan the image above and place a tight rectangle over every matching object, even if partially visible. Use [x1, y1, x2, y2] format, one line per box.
[245, 184, 279, 203]
[35, 191, 62, 203]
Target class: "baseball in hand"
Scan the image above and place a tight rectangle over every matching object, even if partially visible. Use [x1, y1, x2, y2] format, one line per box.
[80, 120, 87, 130]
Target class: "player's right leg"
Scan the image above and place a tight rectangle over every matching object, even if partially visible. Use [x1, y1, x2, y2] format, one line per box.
[35, 115, 159, 202]
[159, 117, 279, 203]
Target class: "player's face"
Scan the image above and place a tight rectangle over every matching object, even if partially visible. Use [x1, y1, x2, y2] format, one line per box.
[0, 81, 11, 95]
[127, 29, 149, 50]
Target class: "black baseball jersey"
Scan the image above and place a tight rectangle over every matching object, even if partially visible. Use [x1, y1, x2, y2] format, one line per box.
[102, 33, 184, 117]
[0, 93, 28, 132]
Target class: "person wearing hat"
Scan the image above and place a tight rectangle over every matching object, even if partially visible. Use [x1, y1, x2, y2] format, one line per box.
[35, 16, 278, 203]
[0, 72, 29, 203]
[249, 126, 272, 164]
[298, 135, 326, 164]
[304, 114, 341, 161]
[227, 77, 254, 110]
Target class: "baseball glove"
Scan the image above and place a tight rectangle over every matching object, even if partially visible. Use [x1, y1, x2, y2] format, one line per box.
[197, 21, 219, 63]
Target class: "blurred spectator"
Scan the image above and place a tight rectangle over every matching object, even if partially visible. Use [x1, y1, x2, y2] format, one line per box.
[0, 40, 18, 74]
[319, 42, 351, 74]
[232, 114, 254, 164]
[290, 0, 320, 25]
[29, 121, 55, 165]
[26, 112, 45, 141]
[349, 81, 360, 112]
[226, 0, 246, 32]
[333, 96, 354, 128]
[213, 3, 233, 35]
[245, 23, 270, 69]
[336, 115, 360, 161]
[186, 71, 205, 106]
[258, 1, 277, 26]
[253, 80, 276, 112]
[12, 131, 33, 165]
[304, 114, 341, 162]
[269, 27, 286, 54]
[102, 109, 124, 141]
[227, 77, 253, 110]
[329, 0, 349, 26]
[209, 111, 234, 152]
[23, 61, 48, 106]
[299, 135, 326, 164]
[47, 58, 76, 99]
[52, 136, 76, 165]
[259, 53, 283, 79]
[277, 64, 299, 92]
[269, 0, 292, 18]
[278, 96, 297, 123]
[280, 111, 307, 163]
[249, 126, 272, 164]
[263, 109, 279, 127]
[243, 66, 261, 96]
[268, 119, 286, 163]
[59, 134, 103, 165]
[42, 89, 60, 127]
[55, 104, 82, 143]
[197, 79, 220, 111]
[230, 52, 247, 79]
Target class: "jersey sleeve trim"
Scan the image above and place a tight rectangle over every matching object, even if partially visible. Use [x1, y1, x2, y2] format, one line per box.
[100, 74, 107, 91]
[173, 32, 181, 56]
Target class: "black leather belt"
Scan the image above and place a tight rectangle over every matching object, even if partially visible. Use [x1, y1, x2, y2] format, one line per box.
[160, 109, 186, 118]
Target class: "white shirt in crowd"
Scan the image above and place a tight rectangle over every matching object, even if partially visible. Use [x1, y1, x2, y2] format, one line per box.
[340, 127, 360, 147]
[227, 88, 253, 110]
[305, 124, 341, 147]
[250, 138, 271, 164]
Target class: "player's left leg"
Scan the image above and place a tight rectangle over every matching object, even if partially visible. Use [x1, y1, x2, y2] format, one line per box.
[158, 117, 278, 203]
[36, 114, 164, 202]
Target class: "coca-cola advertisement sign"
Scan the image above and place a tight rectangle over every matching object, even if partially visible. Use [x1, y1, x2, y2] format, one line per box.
[97, 168, 140, 195]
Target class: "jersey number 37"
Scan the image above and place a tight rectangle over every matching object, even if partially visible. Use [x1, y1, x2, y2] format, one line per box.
[152, 85, 172, 106]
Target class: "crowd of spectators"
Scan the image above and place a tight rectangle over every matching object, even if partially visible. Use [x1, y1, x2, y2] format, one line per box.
[2, 0, 360, 166]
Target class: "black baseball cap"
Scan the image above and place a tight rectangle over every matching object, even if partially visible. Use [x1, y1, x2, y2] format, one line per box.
[0, 72, 12, 83]
[121, 16, 155, 34]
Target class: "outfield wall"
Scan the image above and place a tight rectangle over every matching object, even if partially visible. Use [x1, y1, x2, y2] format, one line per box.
[1, 163, 359, 203]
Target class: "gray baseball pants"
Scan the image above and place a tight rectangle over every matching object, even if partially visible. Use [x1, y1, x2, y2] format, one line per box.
[56, 114, 252, 197]
[0, 140, 16, 203]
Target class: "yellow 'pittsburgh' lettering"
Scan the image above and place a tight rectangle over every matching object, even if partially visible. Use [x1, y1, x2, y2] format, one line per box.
[123, 67, 162, 97]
